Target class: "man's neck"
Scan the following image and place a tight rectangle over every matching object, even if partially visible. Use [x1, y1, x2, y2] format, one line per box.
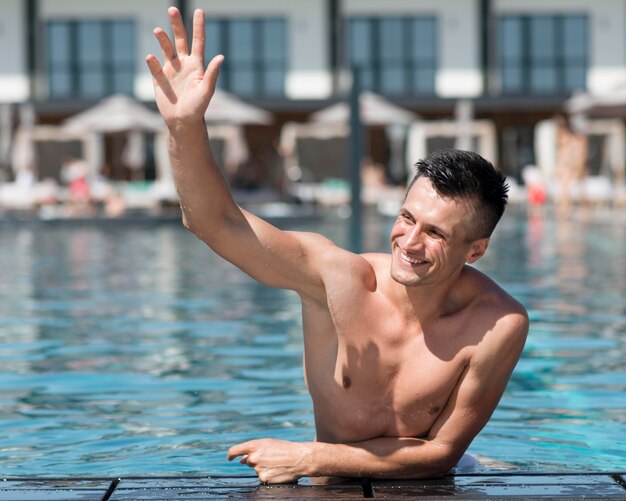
[388, 266, 466, 325]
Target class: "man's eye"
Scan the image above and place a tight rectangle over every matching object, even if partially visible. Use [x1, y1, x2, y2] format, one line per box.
[428, 229, 443, 238]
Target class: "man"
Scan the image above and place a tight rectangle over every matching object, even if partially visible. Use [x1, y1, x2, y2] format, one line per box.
[146, 7, 528, 484]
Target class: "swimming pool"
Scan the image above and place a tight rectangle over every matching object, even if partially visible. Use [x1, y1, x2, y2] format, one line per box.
[0, 207, 624, 476]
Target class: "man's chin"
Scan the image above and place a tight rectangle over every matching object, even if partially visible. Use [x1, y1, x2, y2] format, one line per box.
[390, 268, 424, 287]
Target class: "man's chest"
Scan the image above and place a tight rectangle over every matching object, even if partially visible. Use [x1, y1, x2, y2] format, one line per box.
[308, 348, 467, 443]
[304, 315, 471, 442]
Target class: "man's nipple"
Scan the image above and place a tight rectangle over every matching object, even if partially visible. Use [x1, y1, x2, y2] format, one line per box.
[342, 375, 352, 389]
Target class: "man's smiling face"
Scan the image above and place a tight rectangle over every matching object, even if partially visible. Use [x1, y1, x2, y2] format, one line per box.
[389, 176, 487, 288]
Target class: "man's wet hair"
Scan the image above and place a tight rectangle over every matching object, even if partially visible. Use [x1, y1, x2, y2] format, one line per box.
[407, 149, 509, 239]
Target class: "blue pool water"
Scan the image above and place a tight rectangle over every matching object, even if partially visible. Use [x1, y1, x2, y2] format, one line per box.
[0, 208, 625, 476]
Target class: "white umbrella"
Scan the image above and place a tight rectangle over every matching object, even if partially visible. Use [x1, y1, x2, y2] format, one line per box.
[205, 88, 273, 125]
[310, 91, 418, 126]
[63, 94, 165, 178]
[63, 94, 164, 133]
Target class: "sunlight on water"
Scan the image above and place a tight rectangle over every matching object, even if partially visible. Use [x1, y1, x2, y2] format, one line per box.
[0, 208, 624, 475]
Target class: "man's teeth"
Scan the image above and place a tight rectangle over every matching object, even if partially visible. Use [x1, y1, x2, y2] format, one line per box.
[401, 251, 424, 264]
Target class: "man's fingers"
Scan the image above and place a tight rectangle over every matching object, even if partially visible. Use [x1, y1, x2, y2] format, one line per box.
[202, 55, 224, 96]
[191, 9, 205, 59]
[168, 7, 190, 56]
[227, 442, 252, 461]
[145, 54, 162, 78]
[145, 54, 178, 103]
[153, 28, 176, 63]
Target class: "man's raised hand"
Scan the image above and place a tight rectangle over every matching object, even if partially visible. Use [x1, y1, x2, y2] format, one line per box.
[146, 7, 223, 127]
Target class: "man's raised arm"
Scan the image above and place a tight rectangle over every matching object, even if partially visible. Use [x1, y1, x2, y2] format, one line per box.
[146, 8, 331, 297]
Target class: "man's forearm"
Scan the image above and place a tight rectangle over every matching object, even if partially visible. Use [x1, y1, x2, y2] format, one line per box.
[308, 437, 458, 479]
[168, 121, 240, 240]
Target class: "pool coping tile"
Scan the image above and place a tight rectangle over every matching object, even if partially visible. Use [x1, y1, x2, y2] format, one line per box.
[1, 472, 625, 500]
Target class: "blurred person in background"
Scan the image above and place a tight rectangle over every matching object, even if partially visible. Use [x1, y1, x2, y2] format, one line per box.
[554, 115, 588, 212]
[61, 155, 94, 217]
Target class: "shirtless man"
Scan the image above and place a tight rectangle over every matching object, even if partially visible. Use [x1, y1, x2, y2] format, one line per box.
[146, 7, 529, 484]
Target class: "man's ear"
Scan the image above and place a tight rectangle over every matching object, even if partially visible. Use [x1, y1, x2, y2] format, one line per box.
[465, 237, 489, 264]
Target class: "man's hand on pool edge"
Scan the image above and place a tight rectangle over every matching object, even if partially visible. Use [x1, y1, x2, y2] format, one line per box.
[227, 435, 457, 483]
[228, 438, 313, 484]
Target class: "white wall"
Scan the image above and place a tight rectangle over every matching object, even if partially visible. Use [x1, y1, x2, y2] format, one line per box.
[40, 0, 171, 100]
[345, 0, 483, 98]
[192, 0, 331, 99]
[0, 0, 29, 102]
[496, 0, 626, 93]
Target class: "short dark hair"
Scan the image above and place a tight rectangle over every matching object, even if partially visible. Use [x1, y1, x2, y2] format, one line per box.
[407, 149, 508, 238]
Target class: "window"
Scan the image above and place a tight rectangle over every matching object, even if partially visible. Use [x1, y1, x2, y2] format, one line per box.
[205, 18, 286, 97]
[346, 16, 437, 96]
[46, 20, 134, 99]
[498, 14, 587, 95]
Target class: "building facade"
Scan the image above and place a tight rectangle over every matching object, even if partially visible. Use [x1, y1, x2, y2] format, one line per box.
[1, 0, 625, 180]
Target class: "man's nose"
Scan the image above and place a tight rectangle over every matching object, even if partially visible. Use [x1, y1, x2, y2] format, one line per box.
[404, 225, 424, 247]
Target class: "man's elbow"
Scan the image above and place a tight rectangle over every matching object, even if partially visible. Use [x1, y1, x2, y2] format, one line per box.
[415, 445, 463, 478]
[181, 212, 191, 231]
[180, 210, 216, 242]
[431, 453, 461, 477]
[181, 212, 201, 239]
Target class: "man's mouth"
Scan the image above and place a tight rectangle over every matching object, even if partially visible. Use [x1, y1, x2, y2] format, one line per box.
[398, 247, 427, 266]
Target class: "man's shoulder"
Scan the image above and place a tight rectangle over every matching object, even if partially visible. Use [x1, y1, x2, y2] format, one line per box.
[360, 252, 391, 268]
[459, 272, 528, 377]
[310, 246, 382, 290]
[463, 266, 529, 344]
[463, 266, 525, 311]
